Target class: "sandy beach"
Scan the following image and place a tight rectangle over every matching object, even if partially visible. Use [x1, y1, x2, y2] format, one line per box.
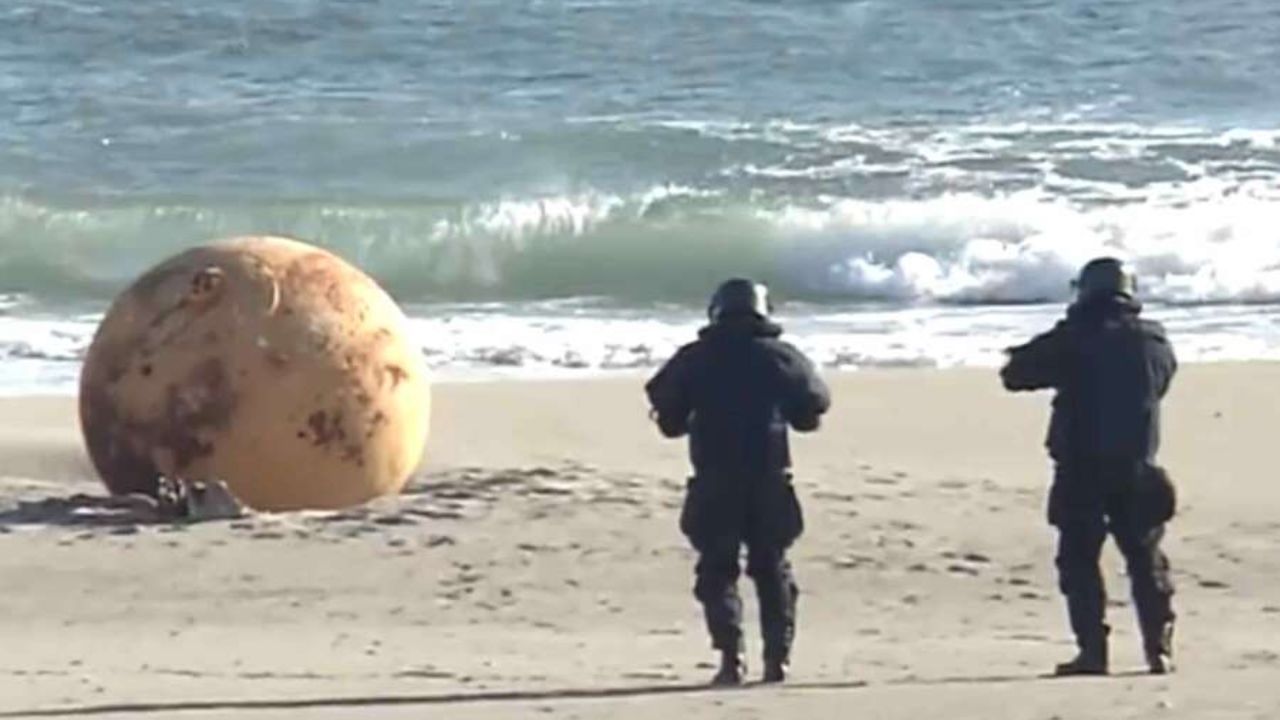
[2, 366, 1279, 719]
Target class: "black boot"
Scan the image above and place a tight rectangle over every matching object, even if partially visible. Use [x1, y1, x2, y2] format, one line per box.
[710, 650, 746, 687]
[1144, 620, 1175, 675]
[760, 623, 791, 684]
[1054, 635, 1109, 676]
[761, 654, 788, 684]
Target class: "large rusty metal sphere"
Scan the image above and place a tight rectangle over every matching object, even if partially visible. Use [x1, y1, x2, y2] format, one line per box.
[78, 236, 430, 511]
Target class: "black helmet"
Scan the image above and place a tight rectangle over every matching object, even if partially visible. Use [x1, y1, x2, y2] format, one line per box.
[708, 278, 772, 322]
[1072, 257, 1136, 303]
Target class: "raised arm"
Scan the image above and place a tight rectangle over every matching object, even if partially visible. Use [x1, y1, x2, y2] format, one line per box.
[1001, 323, 1070, 392]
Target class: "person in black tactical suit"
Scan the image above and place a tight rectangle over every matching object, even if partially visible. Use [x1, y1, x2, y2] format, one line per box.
[645, 278, 831, 686]
[1001, 258, 1178, 676]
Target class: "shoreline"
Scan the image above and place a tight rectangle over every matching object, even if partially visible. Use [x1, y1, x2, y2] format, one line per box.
[6, 354, 1280, 392]
[6, 362, 1280, 517]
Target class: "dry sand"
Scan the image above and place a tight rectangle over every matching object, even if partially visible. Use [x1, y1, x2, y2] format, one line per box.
[1, 365, 1279, 719]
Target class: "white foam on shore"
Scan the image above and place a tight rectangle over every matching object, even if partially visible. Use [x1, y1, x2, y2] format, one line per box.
[5, 301, 1280, 395]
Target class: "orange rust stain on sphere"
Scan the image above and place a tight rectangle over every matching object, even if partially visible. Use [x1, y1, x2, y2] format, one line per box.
[78, 236, 431, 511]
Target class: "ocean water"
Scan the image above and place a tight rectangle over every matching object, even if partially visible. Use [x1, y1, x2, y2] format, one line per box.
[3, 0, 1280, 392]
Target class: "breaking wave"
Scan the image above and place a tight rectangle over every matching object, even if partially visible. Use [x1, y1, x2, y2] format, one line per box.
[4, 175, 1280, 305]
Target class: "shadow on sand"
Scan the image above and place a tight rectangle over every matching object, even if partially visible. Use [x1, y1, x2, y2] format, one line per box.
[0, 670, 1154, 718]
[0, 494, 177, 527]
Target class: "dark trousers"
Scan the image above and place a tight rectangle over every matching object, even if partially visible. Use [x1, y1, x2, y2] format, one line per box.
[1050, 458, 1176, 651]
[681, 473, 803, 660]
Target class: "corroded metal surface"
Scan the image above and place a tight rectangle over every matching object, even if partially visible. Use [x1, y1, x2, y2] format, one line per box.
[79, 236, 431, 511]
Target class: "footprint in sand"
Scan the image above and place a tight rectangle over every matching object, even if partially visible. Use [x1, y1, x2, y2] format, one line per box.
[623, 670, 678, 681]
[944, 551, 990, 570]
[404, 507, 465, 520]
[831, 554, 878, 570]
[338, 524, 379, 539]
[396, 667, 456, 680]
[1240, 650, 1280, 665]
[319, 509, 370, 523]
[374, 513, 418, 526]
[1005, 632, 1051, 642]
[813, 491, 858, 502]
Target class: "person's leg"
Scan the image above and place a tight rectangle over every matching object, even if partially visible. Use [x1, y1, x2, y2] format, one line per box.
[742, 473, 804, 682]
[1049, 462, 1111, 675]
[746, 540, 796, 682]
[694, 535, 746, 685]
[1054, 517, 1110, 674]
[1110, 487, 1176, 674]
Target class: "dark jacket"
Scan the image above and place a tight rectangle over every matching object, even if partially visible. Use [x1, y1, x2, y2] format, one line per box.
[645, 316, 831, 478]
[1000, 296, 1176, 462]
